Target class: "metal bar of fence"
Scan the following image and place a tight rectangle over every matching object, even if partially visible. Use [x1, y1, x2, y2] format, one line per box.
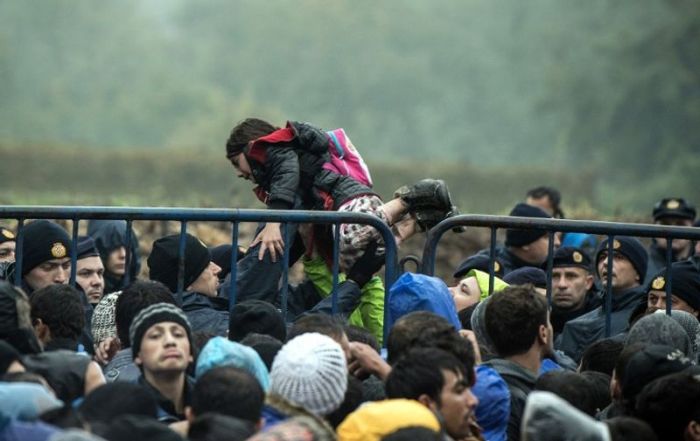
[123, 219, 133, 287]
[545, 230, 554, 307]
[605, 236, 614, 337]
[228, 222, 239, 312]
[421, 214, 700, 276]
[331, 224, 341, 315]
[13, 219, 24, 287]
[488, 227, 497, 295]
[0, 206, 397, 339]
[69, 219, 79, 286]
[176, 222, 188, 305]
[666, 240, 673, 315]
[280, 222, 291, 320]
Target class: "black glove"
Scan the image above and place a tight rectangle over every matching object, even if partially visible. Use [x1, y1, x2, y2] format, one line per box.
[347, 241, 386, 288]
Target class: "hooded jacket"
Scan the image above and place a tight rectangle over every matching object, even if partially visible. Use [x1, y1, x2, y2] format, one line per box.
[244, 121, 376, 211]
[87, 220, 141, 293]
[522, 391, 611, 441]
[387, 272, 462, 331]
[556, 285, 646, 362]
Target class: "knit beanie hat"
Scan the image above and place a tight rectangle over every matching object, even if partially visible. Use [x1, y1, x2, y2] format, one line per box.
[147, 234, 211, 293]
[595, 236, 648, 283]
[229, 299, 287, 342]
[553, 246, 592, 272]
[91, 291, 120, 345]
[240, 333, 284, 371]
[660, 310, 700, 362]
[621, 344, 696, 403]
[195, 336, 270, 391]
[337, 399, 441, 441]
[505, 203, 550, 247]
[503, 267, 547, 289]
[646, 260, 700, 311]
[0, 226, 15, 244]
[625, 313, 691, 356]
[129, 302, 192, 359]
[20, 220, 72, 276]
[76, 236, 100, 260]
[270, 332, 347, 416]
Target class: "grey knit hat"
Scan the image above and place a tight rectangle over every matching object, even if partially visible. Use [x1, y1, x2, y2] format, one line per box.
[270, 332, 347, 416]
[626, 313, 692, 357]
[129, 303, 192, 359]
[91, 291, 120, 345]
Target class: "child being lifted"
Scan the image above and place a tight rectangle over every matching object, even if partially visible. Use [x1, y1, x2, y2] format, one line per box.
[225, 118, 460, 271]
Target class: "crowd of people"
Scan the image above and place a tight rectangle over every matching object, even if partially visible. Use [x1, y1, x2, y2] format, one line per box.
[0, 118, 699, 441]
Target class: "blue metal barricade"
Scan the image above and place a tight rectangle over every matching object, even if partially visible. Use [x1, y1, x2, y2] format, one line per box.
[0, 206, 399, 341]
[421, 215, 700, 337]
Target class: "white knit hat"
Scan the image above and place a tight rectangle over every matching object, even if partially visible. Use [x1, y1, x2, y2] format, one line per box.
[270, 332, 347, 416]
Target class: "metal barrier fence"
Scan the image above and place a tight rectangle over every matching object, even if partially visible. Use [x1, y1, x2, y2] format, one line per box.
[422, 215, 700, 336]
[0, 206, 399, 340]
[3, 206, 700, 340]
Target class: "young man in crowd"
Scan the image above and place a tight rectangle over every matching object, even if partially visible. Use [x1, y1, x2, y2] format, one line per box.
[385, 347, 481, 441]
[130, 302, 194, 422]
[557, 237, 648, 361]
[484, 284, 553, 441]
[103, 280, 178, 382]
[148, 233, 229, 336]
[87, 219, 141, 293]
[75, 236, 105, 305]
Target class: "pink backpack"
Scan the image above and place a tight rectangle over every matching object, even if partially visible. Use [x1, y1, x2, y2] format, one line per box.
[324, 128, 373, 188]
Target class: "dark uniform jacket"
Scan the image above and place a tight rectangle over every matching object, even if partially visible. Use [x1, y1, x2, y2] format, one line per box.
[646, 241, 695, 285]
[551, 289, 602, 336]
[556, 285, 646, 362]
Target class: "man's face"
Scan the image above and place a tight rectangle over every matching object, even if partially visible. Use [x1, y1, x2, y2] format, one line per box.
[522, 234, 560, 266]
[647, 290, 699, 318]
[654, 217, 693, 252]
[435, 369, 479, 440]
[135, 321, 192, 375]
[24, 258, 71, 290]
[0, 241, 15, 262]
[448, 276, 481, 312]
[106, 246, 126, 276]
[76, 256, 105, 304]
[187, 261, 221, 297]
[597, 251, 640, 291]
[526, 196, 555, 217]
[552, 266, 593, 310]
[230, 153, 254, 182]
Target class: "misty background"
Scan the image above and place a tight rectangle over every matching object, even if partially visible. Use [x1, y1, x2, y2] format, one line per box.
[1, 0, 698, 216]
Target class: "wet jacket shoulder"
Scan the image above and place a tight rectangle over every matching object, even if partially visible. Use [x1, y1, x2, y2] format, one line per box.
[22, 350, 91, 403]
[483, 358, 536, 441]
[181, 291, 229, 336]
[104, 348, 140, 383]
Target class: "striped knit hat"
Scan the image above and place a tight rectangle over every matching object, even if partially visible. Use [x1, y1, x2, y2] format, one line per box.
[129, 303, 192, 359]
[270, 333, 347, 416]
